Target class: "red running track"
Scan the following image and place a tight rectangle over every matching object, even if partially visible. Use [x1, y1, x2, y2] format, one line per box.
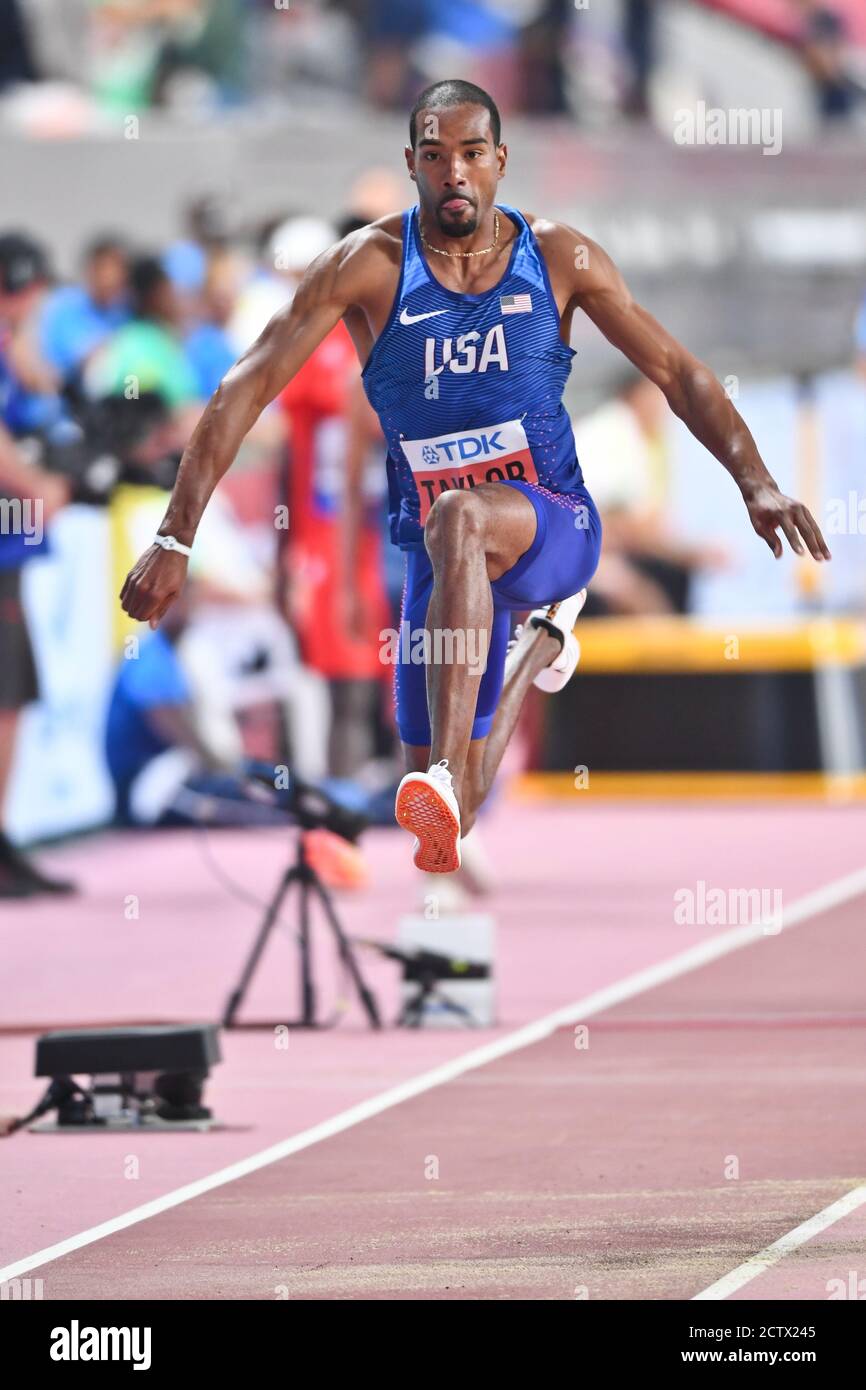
[2, 798, 866, 1299]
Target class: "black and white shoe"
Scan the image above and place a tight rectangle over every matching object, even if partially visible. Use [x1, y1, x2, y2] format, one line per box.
[507, 589, 587, 694]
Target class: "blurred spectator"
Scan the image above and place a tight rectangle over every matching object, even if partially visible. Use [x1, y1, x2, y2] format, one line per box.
[358, 0, 525, 111]
[0, 232, 74, 896]
[88, 0, 247, 114]
[245, 0, 359, 105]
[115, 441, 330, 779]
[106, 590, 209, 825]
[8, 0, 90, 93]
[15, 0, 862, 131]
[37, 235, 130, 384]
[3, 0, 618, 122]
[575, 373, 726, 615]
[84, 255, 200, 412]
[162, 239, 207, 303]
[356, 0, 430, 109]
[517, 0, 572, 116]
[0, 0, 37, 89]
[184, 253, 240, 399]
[161, 206, 248, 402]
[794, 1, 859, 120]
[280, 322, 391, 779]
[88, 0, 190, 112]
[105, 585, 331, 827]
[0, 230, 69, 437]
[621, 0, 656, 119]
[336, 170, 406, 633]
[164, 194, 234, 292]
[105, 588, 279, 826]
[228, 214, 333, 354]
[183, 192, 233, 252]
[153, 0, 247, 109]
[0, 233, 60, 439]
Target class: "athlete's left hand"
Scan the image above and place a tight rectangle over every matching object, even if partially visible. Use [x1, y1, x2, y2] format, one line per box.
[742, 483, 831, 562]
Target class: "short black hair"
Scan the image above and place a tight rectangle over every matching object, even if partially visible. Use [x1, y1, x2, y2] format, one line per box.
[0, 231, 50, 294]
[409, 80, 501, 149]
[129, 255, 169, 315]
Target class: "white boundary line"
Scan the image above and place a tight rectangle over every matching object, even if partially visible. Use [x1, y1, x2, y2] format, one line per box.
[693, 1185, 866, 1300]
[3, 862, 866, 1285]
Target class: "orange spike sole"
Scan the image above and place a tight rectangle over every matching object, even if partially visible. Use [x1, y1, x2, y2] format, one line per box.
[395, 777, 461, 874]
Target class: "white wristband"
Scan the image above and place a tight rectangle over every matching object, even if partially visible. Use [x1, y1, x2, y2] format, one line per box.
[153, 533, 192, 557]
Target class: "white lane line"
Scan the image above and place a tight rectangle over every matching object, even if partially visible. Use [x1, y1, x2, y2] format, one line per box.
[3, 861, 866, 1284]
[693, 1185, 866, 1300]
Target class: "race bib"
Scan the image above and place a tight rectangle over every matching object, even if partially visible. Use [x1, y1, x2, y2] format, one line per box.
[399, 419, 538, 522]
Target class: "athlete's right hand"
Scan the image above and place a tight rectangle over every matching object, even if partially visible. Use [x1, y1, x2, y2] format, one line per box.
[120, 545, 189, 629]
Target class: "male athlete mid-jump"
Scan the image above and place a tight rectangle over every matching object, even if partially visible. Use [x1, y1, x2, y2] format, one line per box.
[120, 80, 830, 874]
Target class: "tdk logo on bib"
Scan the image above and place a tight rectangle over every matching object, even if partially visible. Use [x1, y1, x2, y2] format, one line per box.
[420, 431, 505, 464]
[401, 419, 538, 520]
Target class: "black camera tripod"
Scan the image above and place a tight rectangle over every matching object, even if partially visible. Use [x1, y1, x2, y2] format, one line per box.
[221, 794, 381, 1030]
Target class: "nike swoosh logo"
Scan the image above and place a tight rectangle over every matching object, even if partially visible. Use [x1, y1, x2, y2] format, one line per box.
[399, 307, 449, 326]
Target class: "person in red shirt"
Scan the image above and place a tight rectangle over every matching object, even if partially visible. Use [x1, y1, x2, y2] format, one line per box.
[279, 318, 392, 776]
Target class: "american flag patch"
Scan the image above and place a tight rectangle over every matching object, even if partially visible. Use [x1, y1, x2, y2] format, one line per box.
[500, 293, 532, 315]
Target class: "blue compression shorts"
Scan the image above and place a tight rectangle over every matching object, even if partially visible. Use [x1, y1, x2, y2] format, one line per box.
[393, 479, 602, 747]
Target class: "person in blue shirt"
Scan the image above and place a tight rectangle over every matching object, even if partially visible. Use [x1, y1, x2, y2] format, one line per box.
[184, 316, 237, 399]
[0, 229, 67, 439]
[106, 593, 373, 842]
[106, 596, 299, 828]
[106, 622, 205, 823]
[38, 235, 130, 384]
[181, 257, 238, 399]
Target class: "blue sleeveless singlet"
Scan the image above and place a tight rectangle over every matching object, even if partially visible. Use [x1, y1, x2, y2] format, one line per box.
[361, 204, 585, 550]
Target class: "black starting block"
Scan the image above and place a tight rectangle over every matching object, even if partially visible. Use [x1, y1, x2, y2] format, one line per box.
[29, 1024, 222, 1133]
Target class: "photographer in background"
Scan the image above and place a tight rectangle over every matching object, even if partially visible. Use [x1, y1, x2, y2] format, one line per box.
[105, 581, 353, 838]
[0, 233, 74, 897]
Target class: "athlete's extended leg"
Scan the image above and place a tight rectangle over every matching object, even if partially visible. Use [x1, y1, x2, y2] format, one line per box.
[421, 483, 537, 798]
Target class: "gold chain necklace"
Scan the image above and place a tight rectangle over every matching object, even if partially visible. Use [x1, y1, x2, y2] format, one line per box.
[420, 210, 500, 259]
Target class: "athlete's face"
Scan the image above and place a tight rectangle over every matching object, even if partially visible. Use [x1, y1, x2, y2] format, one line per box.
[406, 105, 506, 239]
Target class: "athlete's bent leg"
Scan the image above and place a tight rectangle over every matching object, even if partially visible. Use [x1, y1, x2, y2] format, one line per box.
[397, 617, 560, 862]
[460, 623, 560, 834]
[401, 607, 558, 836]
[421, 482, 538, 807]
[402, 608, 555, 840]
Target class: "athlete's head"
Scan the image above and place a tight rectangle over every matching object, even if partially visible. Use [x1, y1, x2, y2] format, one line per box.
[406, 80, 506, 239]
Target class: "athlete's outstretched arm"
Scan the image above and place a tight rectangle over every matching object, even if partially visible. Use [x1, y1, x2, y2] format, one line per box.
[564, 229, 830, 562]
[120, 238, 362, 626]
